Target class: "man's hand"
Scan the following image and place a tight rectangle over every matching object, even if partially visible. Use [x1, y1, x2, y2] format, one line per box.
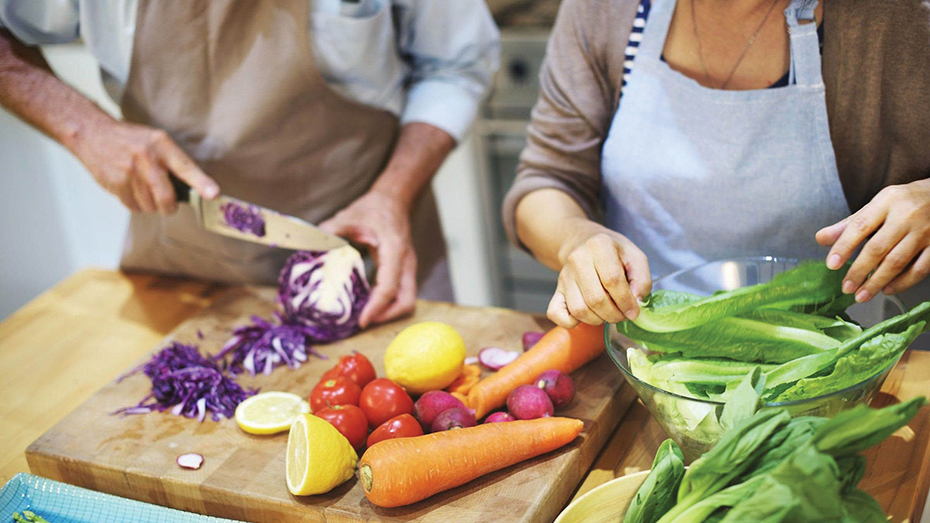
[817, 179, 930, 301]
[320, 190, 417, 328]
[0, 29, 218, 213]
[548, 220, 652, 329]
[71, 120, 219, 213]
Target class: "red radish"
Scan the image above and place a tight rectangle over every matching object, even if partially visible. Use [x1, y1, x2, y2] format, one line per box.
[478, 347, 520, 370]
[414, 391, 469, 431]
[465, 356, 479, 366]
[535, 370, 575, 409]
[507, 385, 554, 420]
[177, 453, 204, 470]
[431, 408, 477, 432]
[484, 412, 516, 423]
[522, 331, 545, 351]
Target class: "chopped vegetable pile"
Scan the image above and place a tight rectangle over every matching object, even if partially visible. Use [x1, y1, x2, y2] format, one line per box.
[221, 201, 266, 237]
[213, 313, 327, 376]
[115, 342, 256, 422]
[278, 247, 370, 343]
[619, 261, 930, 404]
[624, 371, 927, 523]
[216, 247, 370, 377]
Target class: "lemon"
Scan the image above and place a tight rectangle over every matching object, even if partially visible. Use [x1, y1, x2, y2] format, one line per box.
[286, 413, 358, 496]
[235, 392, 310, 435]
[384, 321, 466, 395]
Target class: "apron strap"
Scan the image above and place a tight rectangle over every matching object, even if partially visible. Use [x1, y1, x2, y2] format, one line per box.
[785, 0, 824, 88]
[637, 0, 677, 61]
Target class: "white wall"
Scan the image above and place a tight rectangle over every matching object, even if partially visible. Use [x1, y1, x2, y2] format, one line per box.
[0, 44, 128, 319]
[0, 43, 493, 319]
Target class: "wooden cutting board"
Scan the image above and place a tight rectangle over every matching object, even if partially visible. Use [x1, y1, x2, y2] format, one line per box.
[26, 286, 633, 523]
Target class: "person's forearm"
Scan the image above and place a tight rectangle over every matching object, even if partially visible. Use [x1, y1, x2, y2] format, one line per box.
[516, 188, 611, 271]
[368, 122, 456, 211]
[0, 29, 114, 153]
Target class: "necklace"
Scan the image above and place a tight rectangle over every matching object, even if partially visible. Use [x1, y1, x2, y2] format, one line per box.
[690, 0, 782, 89]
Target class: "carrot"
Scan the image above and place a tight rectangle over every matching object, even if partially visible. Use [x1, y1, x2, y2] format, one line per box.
[461, 364, 482, 377]
[445, 367, 481, 395]
[358, 417, 584, 507]
[450, 391, 469, 404]
[467, 323, 604, 419]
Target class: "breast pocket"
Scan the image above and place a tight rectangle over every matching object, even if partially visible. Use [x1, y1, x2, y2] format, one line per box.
[309, 0, 405, 107]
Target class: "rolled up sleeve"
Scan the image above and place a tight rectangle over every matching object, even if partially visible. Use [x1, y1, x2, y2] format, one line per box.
[501, 0, 632, 249]
[0, 0, 80, 45]
[397, 0, 500, 142]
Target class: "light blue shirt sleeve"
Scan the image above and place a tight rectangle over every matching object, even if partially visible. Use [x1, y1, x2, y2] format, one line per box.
[395, 0, 500, 142]
[0, 0, 80, 45]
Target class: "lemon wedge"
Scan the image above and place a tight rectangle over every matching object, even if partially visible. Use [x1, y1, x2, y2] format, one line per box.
[235, 391, 310, 435]
[286, 413, 358, 496]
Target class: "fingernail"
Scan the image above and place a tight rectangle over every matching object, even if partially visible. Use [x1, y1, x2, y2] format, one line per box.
[828, 254, 842, 270]
[842, 280, 856, 294]
[625, 309, 638, 321]
[204, 186, 219, 199]
[855, 289, 871, 303]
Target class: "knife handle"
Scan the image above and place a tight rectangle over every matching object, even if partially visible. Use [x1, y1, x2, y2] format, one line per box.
[170, 174, 191, 203]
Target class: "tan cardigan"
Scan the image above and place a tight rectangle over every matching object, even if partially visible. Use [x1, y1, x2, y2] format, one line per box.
[502, 0, 930, 246]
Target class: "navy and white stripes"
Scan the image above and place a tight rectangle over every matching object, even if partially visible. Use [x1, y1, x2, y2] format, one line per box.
[622, 0, 652, 89]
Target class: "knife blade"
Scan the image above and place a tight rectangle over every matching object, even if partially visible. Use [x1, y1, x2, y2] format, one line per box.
[171, 176, 348, 252]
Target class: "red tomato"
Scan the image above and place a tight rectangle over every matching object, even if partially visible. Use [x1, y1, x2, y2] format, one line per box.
[309, 376, 361, 413]
[359, 378, 415, 428]
[321, 352, 377, 388]
[316, 405, 369, 450]
[367, 413, 423, 448]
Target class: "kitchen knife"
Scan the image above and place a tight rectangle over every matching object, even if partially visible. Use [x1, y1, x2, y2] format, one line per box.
[171, 176, 348, 252]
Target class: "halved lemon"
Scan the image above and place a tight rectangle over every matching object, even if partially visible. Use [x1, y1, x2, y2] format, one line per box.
[286, 413, 358, 496]
[235, 391, 310, 435]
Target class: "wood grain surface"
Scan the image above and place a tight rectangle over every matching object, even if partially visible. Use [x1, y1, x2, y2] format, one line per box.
[24, 282, 634, 523]
[0, 269, 220, 485]
[572, 349, 930, 523]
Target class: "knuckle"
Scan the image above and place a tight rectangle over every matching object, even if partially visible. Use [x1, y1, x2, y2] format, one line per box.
[586, 292, 609, 309]
[150, 129, 170, 144]
[848, 215, 873, 235]
[884, 251, 912, 272]
[600, 270, 624, 288]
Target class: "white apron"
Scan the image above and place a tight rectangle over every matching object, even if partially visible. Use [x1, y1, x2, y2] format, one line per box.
[601, 0, 850, 281]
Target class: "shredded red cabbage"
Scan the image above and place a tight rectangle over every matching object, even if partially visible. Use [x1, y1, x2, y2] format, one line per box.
[277, 248, 370, 343]
[212, 313, 327, 377]
[221, 201, 266, 237]
[114, 342, 255, 422]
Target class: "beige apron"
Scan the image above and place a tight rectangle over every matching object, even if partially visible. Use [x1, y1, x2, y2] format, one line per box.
[118, 0, 453, 300]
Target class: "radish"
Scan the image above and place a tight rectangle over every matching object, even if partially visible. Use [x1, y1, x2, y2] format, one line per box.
[414, 391, 469, 431]
[522, 331, 545, 351]
[484, 411, 516, 423]
[431, 408, 477, 432]
[177, 453, 204, 470]
[535, 370, 575, 409]
[506, 385, 554, 420]
[478, 347, 520, 370]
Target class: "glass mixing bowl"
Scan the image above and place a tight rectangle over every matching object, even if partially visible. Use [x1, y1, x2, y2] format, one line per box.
[606, 257, 906, 461]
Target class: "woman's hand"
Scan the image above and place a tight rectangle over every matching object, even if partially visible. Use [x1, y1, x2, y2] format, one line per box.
[320, 190, 417, 328]
[71, 119, 219, 213]
[816, 179, 930, 301]
[548, 221, 652, 329]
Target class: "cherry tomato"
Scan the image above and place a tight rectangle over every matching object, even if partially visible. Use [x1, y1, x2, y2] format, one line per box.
[359, 378, 415, 428]
[321, 352, 377, 388]
[309, 376, 361, 413]
[367, 413, 423, 447]
[316, 405, 369, 450]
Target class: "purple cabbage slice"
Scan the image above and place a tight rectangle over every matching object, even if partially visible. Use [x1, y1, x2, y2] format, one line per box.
[213, 313, 327, 377]
[277, 247, 370, 343]
[114, 341, 255, 422]
[221, 201, 266, 237]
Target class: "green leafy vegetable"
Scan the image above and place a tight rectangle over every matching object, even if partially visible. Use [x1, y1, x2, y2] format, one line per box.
[631, 261, 847, 333]
[625, 439, 686, 523]
[813, 396, 928, 457]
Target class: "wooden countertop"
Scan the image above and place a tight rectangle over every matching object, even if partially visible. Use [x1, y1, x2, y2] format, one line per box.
[1, 269, 928, 522]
